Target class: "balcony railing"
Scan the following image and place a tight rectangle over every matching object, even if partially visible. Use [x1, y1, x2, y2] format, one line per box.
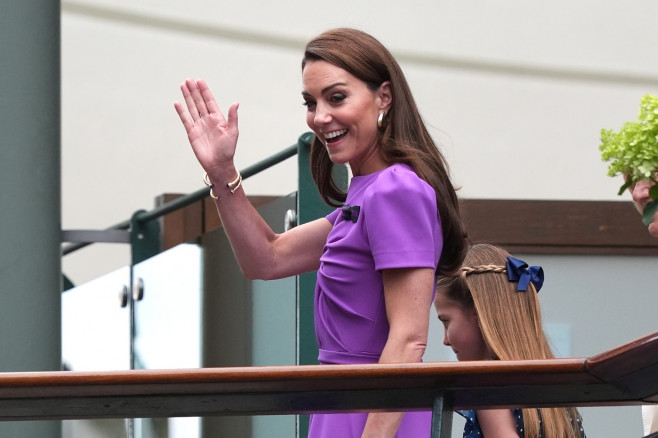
[2, 329, 658, 437]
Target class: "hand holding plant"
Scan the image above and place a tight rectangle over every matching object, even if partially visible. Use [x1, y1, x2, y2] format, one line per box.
[600, 94, 658, 225]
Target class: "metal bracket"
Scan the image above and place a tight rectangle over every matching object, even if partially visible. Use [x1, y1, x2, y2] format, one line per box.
[431, 392, 453, 438]
[130, 210, 161, 265]
[61, 229, 131, 244]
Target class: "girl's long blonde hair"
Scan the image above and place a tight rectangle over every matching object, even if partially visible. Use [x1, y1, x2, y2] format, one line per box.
[437, 243, 583, 438]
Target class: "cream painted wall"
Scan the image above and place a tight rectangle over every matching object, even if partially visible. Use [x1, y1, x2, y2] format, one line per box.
[60, 0, 658, 279]
[61, 0, 658, 283]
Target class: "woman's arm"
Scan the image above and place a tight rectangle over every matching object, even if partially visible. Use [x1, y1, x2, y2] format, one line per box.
[211, 193, 331, 279]
[477, 409, 519, 438]
[360, 267, 435, 438]
[174, 79, 331, 279]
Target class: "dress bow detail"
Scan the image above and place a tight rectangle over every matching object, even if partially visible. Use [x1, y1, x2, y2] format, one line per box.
[341, 205, 360, 223]
[505, 256, 544, 292]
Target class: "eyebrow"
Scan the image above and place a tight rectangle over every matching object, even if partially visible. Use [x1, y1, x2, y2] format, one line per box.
[301, 82, 348, 97]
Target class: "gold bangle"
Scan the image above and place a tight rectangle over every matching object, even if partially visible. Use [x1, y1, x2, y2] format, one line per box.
[228, 173, 243, 194]
[203, 173, 221, 200]
[204, 171, 242, 199]
[209, 187, 221, 200]
[227, 172, 241, 188]
[203, 173, 213, 188]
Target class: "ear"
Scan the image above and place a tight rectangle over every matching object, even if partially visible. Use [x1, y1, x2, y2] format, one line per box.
[377, 81, 392, 113]
[467, 307, 480, 327]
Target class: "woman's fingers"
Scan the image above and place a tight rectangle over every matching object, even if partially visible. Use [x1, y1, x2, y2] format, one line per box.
[198, 79, 221, 115]
[226, 101, 240, 131]
[180, 79, 227, 123]
[180, 79, 208, 121]
[173, 101, 194, 133]
[179, 81, 199, 121]
[186, 78, 210, 118]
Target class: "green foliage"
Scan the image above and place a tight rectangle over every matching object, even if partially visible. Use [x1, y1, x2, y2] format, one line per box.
[599, 94, 658, 195]
[643, 200, 658, 226]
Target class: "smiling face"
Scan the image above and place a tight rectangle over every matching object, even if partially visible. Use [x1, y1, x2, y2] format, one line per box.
[301, 60, 391, 176]
[434, 291, 490, 361]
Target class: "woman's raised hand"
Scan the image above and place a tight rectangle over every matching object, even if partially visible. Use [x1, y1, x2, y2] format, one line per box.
[174, 79, 239, 176]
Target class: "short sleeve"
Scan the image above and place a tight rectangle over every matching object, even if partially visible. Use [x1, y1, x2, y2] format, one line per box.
[325, 208, 341, 226]
[363, 167, 441, 271]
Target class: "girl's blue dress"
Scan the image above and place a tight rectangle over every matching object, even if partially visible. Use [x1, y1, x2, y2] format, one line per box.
[457, 408, 586, 438]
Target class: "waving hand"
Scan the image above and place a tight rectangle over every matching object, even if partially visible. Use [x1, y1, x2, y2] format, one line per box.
[174, 79, 239, 176]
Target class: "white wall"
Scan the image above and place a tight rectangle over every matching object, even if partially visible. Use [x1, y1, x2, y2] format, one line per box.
[61, 0, 658, 283]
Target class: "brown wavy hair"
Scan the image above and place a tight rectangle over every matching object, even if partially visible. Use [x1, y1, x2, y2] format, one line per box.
[302, 28, 467, 275]
[437, 243, 584, 438]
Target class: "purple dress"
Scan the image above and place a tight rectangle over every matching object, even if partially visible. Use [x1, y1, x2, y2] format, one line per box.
[309, 164, 443, 438]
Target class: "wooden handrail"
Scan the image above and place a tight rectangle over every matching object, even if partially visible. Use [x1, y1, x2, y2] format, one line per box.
[1, 331, 658, 423]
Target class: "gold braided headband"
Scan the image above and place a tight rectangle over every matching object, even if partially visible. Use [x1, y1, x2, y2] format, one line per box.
[459, 265, 506, 278]
[459, 257, 544, 292]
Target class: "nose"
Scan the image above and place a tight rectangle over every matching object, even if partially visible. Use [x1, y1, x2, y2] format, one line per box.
[313, 103, 332, 126]
[632, 180, 652, 204]
[442, 331, 450, 347]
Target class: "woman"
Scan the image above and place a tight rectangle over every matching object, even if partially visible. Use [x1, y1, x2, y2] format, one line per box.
[175, 27, 466, 438]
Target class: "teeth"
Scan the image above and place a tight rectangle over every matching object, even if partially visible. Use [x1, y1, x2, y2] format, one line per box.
[324, 129, 347, 140]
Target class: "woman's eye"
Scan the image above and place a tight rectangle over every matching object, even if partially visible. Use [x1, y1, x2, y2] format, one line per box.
[302, 100, 316, 109]
[330, 94, 346, 103]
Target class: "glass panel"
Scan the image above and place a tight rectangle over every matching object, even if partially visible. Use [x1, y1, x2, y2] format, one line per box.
[62, 266, 131, 438]
[132, 243, 203, 438]
[132, 243, 202, 370]
[62, 265, 131, 371]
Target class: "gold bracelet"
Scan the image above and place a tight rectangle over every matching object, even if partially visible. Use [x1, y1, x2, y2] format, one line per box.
[228, 173, 243, 194]
[203, 173, 221, 200]
[227, 172, 241, 188]
[203, 171, 242, 199]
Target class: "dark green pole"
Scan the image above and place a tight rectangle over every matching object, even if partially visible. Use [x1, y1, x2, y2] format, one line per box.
[0, 1, 62, 436]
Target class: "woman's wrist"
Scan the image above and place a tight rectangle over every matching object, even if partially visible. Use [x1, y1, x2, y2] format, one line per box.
[205, 163, 238, 183]
[204, 166, 242, 200]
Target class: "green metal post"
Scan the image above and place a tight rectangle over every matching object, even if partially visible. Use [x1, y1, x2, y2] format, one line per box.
[431, 393, 453, 438]
[0, 1, 62, 436]
[130, 211, 162, 266]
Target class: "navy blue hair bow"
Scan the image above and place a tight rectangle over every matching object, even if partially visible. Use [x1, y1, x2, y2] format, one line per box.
[505, 256, 544, 292]
[341, 205, 360, 223]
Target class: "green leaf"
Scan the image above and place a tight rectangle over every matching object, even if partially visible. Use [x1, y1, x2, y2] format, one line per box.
[642, 199, 658, 226]
[600, 94, 658, 187]
[618, 179, 633, 196]
[650, 183, 658, 200]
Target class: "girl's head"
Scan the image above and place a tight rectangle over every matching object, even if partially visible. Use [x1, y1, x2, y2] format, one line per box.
[302, 27, 467, 276]
[435, 243, 554, 361]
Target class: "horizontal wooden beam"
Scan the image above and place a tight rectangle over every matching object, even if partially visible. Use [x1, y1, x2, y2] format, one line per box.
[158, 195, 658, 255]
[461, 199, 658, 255]
[157, 194, 278, 251]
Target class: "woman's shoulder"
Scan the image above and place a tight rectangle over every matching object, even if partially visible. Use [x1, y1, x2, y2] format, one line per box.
[376, 163, 420, 180]
[365, 163, 433, 196]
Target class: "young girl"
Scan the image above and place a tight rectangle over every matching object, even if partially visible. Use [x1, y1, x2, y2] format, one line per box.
[434, 243, 586, 438]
